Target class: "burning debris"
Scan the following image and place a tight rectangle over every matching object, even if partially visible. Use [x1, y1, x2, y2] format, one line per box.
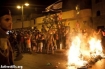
[66, 33, 105, 69]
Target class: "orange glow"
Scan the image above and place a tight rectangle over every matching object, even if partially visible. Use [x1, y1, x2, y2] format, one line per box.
[67, 33, 104, 68]
[17, 5, 21, 9]
[89, 37, 103, 57]
[67, 36, 87, 68]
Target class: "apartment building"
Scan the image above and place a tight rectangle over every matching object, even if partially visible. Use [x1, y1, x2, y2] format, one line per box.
[92, 0, 105, 29]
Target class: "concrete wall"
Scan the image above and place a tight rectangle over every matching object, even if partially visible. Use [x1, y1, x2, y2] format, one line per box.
[79, 9, 92, 29]
[12, 13, 37, 29]
[35, 16, 45, 31]
[62, 10, 76, 19]
[93, 16, 105, 29]
[35, 9, 92, 31]
[92, 0, 105, 29]
[62, 9, 92, 30]
[12, 9, 92, 31]
[12, 20, 35, 29]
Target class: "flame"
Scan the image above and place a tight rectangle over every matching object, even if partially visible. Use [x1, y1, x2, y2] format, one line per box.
[67, 36, 87, 67]
[89, 37, 103, 57]
[67, 33, 104, 68]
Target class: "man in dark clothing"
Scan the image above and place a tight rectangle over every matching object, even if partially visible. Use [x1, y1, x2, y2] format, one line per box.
[0, 8, 14, 68]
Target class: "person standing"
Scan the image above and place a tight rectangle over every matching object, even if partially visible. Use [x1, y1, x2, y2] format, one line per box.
[46, 29, 54, 54]
[0, 8, 14, 67]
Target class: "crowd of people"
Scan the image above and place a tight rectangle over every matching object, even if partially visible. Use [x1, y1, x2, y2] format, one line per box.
[8, 25, 66, 56]
[8, 24, 105, 57]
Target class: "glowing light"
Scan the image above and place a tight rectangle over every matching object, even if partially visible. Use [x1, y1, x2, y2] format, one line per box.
[89, 37, 103, 57]
[24, 3, 29, 6]
[67, 36, 87, 67]
[17, 5, 21, 9]
[67, 32, 104, 68]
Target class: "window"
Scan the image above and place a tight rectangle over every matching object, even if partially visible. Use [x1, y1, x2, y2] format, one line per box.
[96, 10, 101, 16]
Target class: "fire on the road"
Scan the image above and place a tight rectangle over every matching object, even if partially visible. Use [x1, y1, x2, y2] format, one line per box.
[67, 33, 105, 69]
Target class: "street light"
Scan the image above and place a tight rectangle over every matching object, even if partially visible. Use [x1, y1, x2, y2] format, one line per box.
[17, 3, 29, 28]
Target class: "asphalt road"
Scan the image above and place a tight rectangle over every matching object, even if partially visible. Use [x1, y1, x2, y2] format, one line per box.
[14, 50, 68, 69]
[14, 50, 105, 69]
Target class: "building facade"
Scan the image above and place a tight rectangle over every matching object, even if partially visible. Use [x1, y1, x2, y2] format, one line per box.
[13, 0, 93, 30]
[35, 0, 92, 31]
[92, 0, 105, 30]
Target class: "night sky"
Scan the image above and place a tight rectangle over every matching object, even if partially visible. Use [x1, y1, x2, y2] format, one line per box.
[0, 0, 57, 15]
[0, 0, 91, 15]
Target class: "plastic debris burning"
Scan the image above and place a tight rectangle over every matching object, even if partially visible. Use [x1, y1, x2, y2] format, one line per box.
[67, 32, 105, 69]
